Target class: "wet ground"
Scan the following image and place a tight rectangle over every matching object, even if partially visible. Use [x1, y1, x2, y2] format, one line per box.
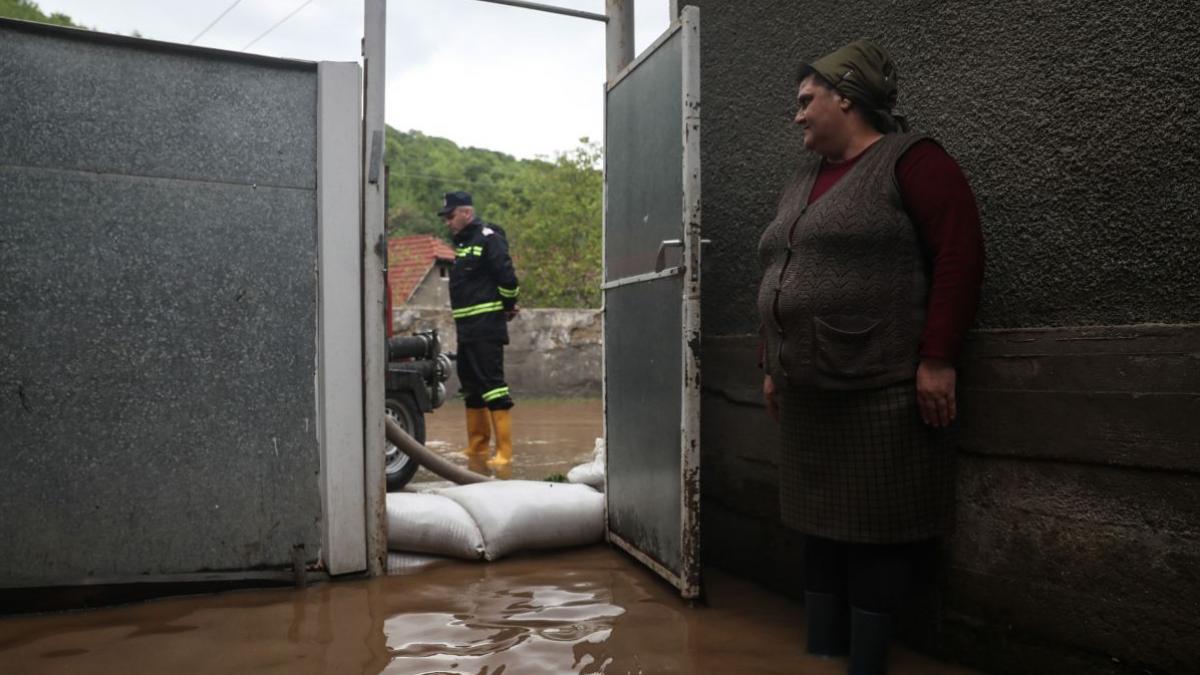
[1, 399, 977, 673]
[412, 398, 603, 487]
[0, 546, 976, 674]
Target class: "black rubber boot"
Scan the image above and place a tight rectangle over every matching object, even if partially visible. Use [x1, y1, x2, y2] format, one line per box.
[804, 591, 849, 656]
[848, 607, 891, 675]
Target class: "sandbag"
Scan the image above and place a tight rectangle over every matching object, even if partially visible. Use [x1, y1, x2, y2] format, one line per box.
[385, 492, 486, 560]
[437, 481, 605, 561]
[567, 437, 606, 491]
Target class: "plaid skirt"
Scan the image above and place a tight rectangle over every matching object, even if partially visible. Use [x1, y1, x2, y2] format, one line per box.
[778, 381, 956, 544]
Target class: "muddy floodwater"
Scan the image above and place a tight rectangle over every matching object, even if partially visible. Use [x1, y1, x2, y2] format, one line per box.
[0, 547, 976, 674]
[1, 398, 977, 673]
[413, 398, 604, 486]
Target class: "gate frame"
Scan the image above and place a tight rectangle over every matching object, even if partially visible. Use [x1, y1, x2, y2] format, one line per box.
[601, 5, 702, 600]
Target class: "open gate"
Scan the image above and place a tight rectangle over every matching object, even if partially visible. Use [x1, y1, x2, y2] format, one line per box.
[602, 7, 702, 599]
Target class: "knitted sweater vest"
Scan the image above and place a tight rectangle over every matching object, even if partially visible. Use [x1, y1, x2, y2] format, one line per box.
[757, 133, 932, 390]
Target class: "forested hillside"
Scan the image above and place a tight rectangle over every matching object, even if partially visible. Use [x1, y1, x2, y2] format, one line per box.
[1, 2, 603, 308]
[385, 130, 602, 308]
[0, 0, 80, 27]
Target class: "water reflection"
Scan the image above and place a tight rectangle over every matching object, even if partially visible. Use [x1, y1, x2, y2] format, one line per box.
[381, 575, 626, 674]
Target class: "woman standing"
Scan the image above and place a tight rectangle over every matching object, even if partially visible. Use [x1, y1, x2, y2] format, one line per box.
[757, 39, 984, 675]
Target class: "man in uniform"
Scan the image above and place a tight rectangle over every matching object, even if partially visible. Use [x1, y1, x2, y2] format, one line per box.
[439, 191, 521, 471]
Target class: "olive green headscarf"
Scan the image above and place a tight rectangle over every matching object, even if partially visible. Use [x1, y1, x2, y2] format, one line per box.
[797, 39, 907, 132]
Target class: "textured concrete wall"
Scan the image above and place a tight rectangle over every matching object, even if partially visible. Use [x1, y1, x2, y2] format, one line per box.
[688, 2, 1200, 674]
[0, 22, 322, 585]
[703, 329, 1200, 674]
[394, 307, 601, 398]
[946, 326, 1200, 675]
[692, 0, 1200, 336]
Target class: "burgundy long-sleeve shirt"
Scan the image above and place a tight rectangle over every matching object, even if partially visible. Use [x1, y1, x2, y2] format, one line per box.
[762, 139, 984, 367]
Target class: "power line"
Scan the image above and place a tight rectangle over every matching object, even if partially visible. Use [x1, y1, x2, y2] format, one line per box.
[242, 0, 315, 51]
[188, 0, 246, 45]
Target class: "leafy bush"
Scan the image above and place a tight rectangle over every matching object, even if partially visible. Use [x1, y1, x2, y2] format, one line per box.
[0, 0, 83, 28]
[387, 129, 601, 308]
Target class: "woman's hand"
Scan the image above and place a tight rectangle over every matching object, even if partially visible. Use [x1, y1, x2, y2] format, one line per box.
[916, 358, 957, 427]
[763, 373, 780, 423]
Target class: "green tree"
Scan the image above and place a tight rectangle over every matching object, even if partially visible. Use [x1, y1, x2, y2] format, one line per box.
[505, 141, 603, 308]
[383, 130, 603, 308]
[384, 128, 527, 240]
[0, 0, 82, 27]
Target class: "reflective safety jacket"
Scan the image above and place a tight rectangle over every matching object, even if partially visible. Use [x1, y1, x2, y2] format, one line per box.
[449, 217, 520, 344]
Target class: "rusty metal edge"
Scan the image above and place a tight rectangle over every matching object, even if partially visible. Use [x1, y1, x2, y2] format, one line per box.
[677, 3, 703, 603]
[608, 531, 698, 598]
[361, 0, 388, 577]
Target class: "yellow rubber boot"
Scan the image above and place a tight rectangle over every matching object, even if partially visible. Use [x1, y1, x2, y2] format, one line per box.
[464, 407, 492, 459]
[486, 409, 513, 468]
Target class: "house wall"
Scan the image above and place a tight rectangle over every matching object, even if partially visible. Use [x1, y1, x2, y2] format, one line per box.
[408, 262, 451, 307]
[0, 21, 324, 587]
[687, 2, 1200, 674]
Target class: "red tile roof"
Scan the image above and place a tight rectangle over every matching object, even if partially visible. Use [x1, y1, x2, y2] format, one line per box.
[387, 235, 456, 306]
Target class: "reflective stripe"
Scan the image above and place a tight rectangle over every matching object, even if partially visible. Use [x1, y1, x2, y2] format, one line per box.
[497, 285, 519, 298]
[455, 245, 484, 257]
[482, 386, 510, 402]
[452, 301, 504, 318]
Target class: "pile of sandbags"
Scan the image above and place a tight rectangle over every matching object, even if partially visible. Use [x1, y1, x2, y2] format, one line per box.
[566, 437, 606, 491]
[386, 480, 604, 561]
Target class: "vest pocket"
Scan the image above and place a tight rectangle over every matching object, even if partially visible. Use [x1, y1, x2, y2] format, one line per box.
[812, 315, 886, 378]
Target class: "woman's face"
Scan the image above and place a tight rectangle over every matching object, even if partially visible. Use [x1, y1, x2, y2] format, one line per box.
[793, 75, 849, 155]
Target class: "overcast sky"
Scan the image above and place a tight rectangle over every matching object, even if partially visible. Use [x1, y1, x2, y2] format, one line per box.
[38, 0, 671, 160]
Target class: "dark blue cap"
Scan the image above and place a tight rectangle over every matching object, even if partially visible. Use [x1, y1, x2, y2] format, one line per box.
[438, 191, 473, 216]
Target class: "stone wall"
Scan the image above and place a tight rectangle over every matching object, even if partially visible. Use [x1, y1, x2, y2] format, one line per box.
[393, 306, 601, 398]
[687, 2, 1200, 674]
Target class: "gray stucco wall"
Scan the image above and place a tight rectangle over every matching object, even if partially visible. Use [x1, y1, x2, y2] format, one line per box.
[695, 0, 1200, 335]
[0, 21, 322, 585]
[688, 2, 1200, 674]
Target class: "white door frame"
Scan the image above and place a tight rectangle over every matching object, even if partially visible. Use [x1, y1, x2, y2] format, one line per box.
[317, 60, 369, 576]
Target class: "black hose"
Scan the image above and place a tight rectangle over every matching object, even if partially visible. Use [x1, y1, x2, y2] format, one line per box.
[388, 334, 435, 360]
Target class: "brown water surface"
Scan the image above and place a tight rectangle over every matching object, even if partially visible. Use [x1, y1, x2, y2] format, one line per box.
[414, 398, 603, 486]
[0, 547, 975, 674]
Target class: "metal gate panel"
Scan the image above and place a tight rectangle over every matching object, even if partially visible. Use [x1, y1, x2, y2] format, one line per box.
[603, 6, 701, 598]
[0, 20, 325, 587]
[604, 30, 683, 281]
[604, 274, 685, 572]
